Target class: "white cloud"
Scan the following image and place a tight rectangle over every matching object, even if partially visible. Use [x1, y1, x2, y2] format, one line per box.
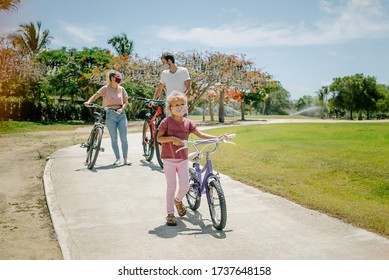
[153, 0, 389, 47]
[319, 0, 334, 13]
[59, 21, 108, 44]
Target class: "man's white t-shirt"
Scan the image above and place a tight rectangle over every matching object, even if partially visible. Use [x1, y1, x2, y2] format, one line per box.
[160, 67, 190, 98]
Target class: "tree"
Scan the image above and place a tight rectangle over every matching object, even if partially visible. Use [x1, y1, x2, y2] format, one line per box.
[262, 87, 291, 115]
[38, 47, 114, 102]
[174, 51, 273, 122]
[8, 21, 53, 58]
[295, 95, 315, 112]
[0, 36, 42, 98]
[317, 86, 330, 118]
[330, 76, 357, 119]
[358, 75, 384, 119]
[328, 74, 386, 120]
[108, 33, 134, 57]
[95, 50, 277, 121]
[0, 0, 21, 11]
[375, 84, 389, 118]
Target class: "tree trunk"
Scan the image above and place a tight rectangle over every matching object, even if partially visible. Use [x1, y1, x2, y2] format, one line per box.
[240, 102, 245, 121]
[209, 102, 215, 122]
[262, 101, 267, 115]
[358, 111, 363, 120]
[218, 90, 225, 123]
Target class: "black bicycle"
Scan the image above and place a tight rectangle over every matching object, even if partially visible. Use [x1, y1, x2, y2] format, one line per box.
[81, 104, 105, 169]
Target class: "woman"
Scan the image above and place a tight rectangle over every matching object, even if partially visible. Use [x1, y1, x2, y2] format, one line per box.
[84, 70, 131, 166]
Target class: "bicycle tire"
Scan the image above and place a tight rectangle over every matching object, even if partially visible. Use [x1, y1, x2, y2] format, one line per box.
[87, 126, 103, 169]
[142, 120, 154, 161]
[186, 180, 201, 210]
[207, 177, 227, 230]
[85, 130, 94, 166]
[155, 140, 163, 168]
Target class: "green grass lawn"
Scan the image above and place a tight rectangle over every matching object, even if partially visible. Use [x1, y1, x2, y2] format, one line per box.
[203, 122, 389, 237]
[0, 120, 85, 134]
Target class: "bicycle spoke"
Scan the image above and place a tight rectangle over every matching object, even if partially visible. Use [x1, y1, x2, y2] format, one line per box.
[186, 181, 201, 210]
[142, 120, 154, 161]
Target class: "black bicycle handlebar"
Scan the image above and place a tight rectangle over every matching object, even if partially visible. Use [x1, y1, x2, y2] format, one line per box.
[84, 103, 104, 110]
[137, 97, 165, 105]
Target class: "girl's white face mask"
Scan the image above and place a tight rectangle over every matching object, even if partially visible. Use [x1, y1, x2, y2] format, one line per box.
[171, 104, 186, 117]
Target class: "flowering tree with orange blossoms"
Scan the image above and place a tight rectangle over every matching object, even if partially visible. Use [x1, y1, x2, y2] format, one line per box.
[173, 51, 275, 122]
[91, 50, 276, 122]
[237, 71, 281, 120]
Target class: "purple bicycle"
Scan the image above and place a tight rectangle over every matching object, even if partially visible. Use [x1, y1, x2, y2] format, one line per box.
[177, 134, 236, 230]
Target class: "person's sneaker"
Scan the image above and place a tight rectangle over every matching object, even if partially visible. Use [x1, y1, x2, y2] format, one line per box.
[166, 214, 177, 226]
[113, 159, 121, 166]
[175, 198, 186, 217]
[124, 159, 132, 166]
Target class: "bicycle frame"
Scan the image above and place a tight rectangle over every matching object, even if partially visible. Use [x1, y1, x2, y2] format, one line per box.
[138, 98, 166, 168]
[147, 104, 164, 147]
[139, 98, 165, 146]
[185, 136, 236, 193]
[192, 151, 219, 204]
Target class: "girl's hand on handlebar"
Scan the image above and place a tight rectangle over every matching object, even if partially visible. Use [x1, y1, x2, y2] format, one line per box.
[219, 134, 231, 140]
[172, 137, 184, 147]
[218, 134, 236, 143]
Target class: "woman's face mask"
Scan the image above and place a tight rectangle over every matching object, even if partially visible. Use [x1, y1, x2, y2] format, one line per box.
[114, 77, 121, 84]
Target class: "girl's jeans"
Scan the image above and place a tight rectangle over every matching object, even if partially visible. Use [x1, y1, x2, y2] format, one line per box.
[105, 110, 128, 160]
[163, 159, 189, 214]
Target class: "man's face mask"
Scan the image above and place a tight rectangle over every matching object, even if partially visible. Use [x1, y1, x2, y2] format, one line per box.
[162, 63, 170, 71]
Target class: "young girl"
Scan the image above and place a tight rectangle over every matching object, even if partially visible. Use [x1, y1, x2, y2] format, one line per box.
[157, 91, 224, 226]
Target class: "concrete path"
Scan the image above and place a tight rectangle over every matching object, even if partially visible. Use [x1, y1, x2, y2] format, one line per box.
[44, 131, 389, 260]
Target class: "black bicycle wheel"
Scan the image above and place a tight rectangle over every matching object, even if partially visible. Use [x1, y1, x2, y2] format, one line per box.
[84, 129, 94, 165]
[155, 140, 163, 168]
[186, 181, 201, 210]
[207, 177, 227, 230]
[142, 120, 154, 161]
[87, 126, 103, 169]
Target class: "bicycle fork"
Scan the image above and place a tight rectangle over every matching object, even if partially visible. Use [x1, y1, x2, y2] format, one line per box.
[80, 127, 105, 152]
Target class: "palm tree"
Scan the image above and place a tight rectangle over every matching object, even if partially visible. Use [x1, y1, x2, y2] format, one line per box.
[0, 0, 21, 11]
[107, 33, 134, 56]
[317, 85, 330, 118]
[8, 21, 53, 57]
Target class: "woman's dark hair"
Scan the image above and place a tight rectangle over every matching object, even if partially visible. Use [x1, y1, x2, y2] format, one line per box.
[161, 52, 175, 63]
[109, 72, 116, 79]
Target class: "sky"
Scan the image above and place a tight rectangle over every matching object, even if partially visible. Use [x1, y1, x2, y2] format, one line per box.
[1, 0, 389, 100]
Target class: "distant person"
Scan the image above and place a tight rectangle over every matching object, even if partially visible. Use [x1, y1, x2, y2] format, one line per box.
[153, 52, 191, 102]
[157, 92, 226, 226]
[84, 70, 131, 166]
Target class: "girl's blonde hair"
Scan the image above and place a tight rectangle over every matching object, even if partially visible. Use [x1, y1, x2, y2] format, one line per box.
[167, 91, 187, 109]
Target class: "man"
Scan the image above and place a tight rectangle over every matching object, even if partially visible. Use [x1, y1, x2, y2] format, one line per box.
[153, 52, 191, 100]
